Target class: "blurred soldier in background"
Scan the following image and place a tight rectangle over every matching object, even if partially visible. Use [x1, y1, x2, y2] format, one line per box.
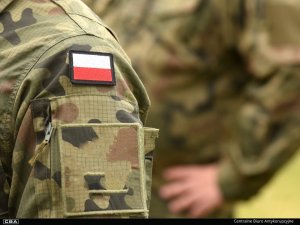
[83, 0, 300, 218]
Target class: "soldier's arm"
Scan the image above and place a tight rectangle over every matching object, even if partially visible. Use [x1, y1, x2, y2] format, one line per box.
[219, 0, 300, 201]
[7, 19, 159, 220]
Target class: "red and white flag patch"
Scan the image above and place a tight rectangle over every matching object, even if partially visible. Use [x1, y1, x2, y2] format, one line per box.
[69, 50, 116, 85]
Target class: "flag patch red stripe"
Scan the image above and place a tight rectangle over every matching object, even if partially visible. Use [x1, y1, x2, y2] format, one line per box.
[73, 67, 113, 82]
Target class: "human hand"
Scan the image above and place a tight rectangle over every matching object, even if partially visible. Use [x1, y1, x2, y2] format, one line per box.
[159, 164, 224, 217]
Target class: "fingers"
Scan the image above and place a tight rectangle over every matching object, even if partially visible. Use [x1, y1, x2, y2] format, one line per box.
[162, 186, 215, 216]
[158, 164, 223, 218]
[162, 166, 198, 181]
[167, 192, 198, 214]
[187, 186, 223, 217]
[162, 167, 189, 181]
[159, 180, 191, 199]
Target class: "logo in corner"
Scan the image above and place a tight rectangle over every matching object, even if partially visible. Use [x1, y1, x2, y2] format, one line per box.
[3, 219, 19, 225]
[69, 50, 116, 86]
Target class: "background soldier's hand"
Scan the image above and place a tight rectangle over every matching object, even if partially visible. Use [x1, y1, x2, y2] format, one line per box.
[159, 164, 224, 217]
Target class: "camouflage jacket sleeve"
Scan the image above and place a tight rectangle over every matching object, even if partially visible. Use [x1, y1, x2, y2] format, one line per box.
[0, 0, 158, 218]
[218, 0, 300, 201]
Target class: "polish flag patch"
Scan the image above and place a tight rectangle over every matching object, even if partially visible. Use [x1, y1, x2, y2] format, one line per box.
[69, 50, 116, 85]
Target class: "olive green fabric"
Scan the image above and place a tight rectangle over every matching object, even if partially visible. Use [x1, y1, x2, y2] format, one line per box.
[83, 0, 300, 218]
[0, 0, 158, 218]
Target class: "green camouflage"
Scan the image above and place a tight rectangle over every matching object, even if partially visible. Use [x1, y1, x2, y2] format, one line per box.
[83, 0, 300, 217]
[0, 0, 158, 218]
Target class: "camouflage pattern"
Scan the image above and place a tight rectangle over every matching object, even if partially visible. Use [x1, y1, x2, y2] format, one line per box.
[0, 0, 158, 218]
[83, 0, 300, 218]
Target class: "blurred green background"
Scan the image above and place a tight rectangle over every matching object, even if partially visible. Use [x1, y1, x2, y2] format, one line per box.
[236, 151, 300, 218]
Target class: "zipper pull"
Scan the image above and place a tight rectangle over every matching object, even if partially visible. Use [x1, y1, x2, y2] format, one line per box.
[28, 122, 54, 166]
[44, 122, 54, 144]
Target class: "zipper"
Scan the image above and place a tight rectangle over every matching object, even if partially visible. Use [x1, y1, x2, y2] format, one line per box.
[28, 122, 54, 166]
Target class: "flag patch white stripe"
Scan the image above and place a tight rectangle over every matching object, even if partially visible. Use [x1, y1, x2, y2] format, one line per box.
[72, 53, 111, 69]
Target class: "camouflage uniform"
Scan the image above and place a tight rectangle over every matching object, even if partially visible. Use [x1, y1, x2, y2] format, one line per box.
[0, 0, 158, 218]
[83, 0, 300, 218]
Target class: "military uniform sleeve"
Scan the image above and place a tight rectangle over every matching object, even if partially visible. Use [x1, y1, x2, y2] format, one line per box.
[218, 0, 300, 201]
[9, 33, 159, 218]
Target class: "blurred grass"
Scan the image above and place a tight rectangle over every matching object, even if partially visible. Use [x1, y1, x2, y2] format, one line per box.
[236, 150, 300, 218]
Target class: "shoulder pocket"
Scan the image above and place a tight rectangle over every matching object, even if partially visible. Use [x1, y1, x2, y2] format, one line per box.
[26, 96, 158, 218]
[58, 123, 148, 217]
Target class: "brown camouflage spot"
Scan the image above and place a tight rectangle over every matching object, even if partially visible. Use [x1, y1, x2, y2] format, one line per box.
[49, 7, 65, 15]
[0, 81, 14, 94]
[96, 86, 111, 93]
[107, 128, 139, 168]
[116, 78, 128, 97]
[119, 76, 134, 95]
[17, 108, 35, 155]
[52, 103, 79, 122]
